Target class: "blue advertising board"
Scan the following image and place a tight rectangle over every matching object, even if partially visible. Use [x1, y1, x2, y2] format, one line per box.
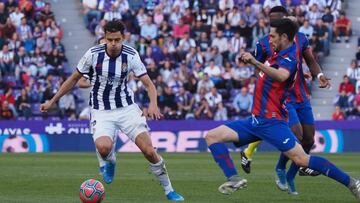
[0, 120, 359, 153]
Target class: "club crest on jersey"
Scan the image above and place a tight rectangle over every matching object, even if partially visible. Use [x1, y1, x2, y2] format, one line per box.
[122, 63, 128, 72]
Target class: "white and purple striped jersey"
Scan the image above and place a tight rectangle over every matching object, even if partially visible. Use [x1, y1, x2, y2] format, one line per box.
[77, 44, 147, 110]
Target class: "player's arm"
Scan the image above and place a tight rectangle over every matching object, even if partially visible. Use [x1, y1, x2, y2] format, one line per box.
[303, 49, 331, 88]
[139, 74, 163, 120]
[241, 52, 290, 82]
[78, 76, 91, 88]
[40, 70, 83, 112]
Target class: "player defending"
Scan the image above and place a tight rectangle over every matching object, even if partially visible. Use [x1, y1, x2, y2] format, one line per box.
[240, 6, 331, 194]
[205, 18, 360, 201]
[40, 20, 184, 201]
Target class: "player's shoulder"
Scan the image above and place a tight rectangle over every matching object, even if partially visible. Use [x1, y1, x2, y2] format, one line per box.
[296, 32, 308, 42]
[258, 35, 269, 44]
[90, 43, 106, 54]
[122, 44, 137, 56]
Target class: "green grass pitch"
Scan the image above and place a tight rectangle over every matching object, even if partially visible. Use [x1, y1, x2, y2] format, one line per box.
[0, 153, 359, 203]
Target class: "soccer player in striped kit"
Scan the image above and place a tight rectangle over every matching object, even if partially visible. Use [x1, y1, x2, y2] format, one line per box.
[40, 19, 184, 201]
[204, 18, 360, 202]
[240, 6, 331, 194]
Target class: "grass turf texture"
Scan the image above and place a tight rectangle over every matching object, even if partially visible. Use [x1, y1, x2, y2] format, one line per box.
[0, 153, 359, 203]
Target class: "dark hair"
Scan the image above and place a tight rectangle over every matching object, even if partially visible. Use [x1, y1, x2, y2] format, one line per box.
[269, 6, 288, 15]
[270, 18, 298, 40]
[104, 19, 126, 34]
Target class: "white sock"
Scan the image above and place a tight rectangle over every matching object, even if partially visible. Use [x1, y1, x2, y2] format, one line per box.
[96, 149, 106, 168]
[150, 157, 174, 195]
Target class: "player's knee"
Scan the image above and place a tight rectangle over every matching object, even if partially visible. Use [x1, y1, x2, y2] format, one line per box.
[205, 130, 219, 145]
[292, 154, 309, 167]
[97, 145, 112, 158]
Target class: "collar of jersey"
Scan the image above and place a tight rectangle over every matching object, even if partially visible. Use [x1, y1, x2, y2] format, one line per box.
[104, 44, 123, 60]
[277, 42, 296, 57]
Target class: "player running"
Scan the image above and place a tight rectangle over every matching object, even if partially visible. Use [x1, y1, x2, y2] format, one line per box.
[205, 18, 360, 202]
[40, 19, 184, 201]
[240, 6, 331, 195]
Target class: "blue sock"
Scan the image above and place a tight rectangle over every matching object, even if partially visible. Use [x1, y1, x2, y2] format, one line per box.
[309, 156, 350, 186]
[286, 162, 299, 181]
[276, 153, 289, 170]
[209, 143, 238, 178]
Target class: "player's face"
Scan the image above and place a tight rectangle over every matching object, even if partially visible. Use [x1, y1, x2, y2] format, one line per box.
[269, 27, 281, 51]
[105, 31, 123, 57]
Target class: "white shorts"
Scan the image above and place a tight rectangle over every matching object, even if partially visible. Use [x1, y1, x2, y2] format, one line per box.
[90, 104, 148, 142]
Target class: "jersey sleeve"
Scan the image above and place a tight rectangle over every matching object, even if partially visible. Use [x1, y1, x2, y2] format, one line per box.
[277, 56, 297, 75]
[299, 32, 310, 53]
[254, 41, 266, 63]
[77, 48, 93, 74]
[130, 51, 147, 77]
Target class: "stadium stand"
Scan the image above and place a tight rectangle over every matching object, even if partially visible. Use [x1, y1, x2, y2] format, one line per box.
[0, 0, 84, 120]
[0, 0, 354, 121]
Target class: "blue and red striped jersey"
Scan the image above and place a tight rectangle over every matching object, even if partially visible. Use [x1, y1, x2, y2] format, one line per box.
[255, 32, 311, 103]
[252, 43, 298, 121]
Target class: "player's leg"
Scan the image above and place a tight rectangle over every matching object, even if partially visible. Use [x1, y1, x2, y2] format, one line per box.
[205, 118, 260, 194]
[274, 103, 302, 192]
[283, 141, 360, 201]
[240, 140, 262, 174]
[91, 110, 117, 184]
[119, 104, 184, 201]
[296, 102, 320, 176]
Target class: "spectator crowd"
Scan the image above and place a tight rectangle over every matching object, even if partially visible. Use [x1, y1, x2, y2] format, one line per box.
[0, 0, 82, 120]
[0, 0, 347, 121]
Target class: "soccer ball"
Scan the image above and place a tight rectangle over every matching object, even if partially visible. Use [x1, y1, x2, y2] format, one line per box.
[79, 179, 105, 203]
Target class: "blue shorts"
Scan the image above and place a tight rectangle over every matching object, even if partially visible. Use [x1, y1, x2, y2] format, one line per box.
[286, 100, 315, 127]
[227, 116, 298, 152]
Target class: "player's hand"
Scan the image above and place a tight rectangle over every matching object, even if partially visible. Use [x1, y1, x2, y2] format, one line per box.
[318, 75, 331, 88]
[40, 101, 53, 113]
[147, 103, 163, 120]
[303, 72, 312, 79]
[240, 52, 255, 64]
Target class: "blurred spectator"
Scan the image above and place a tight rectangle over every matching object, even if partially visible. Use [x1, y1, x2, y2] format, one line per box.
[0, 100, 15, 120]
[15, 89, 31, 119]
[204, 59, 222, 85]
[36, 2, 54, 23]
[346, 59, 360, 85]
[197, 73, 214, 93]
[169, 5, 181, 26]
[36, 31, 52, 54]
[309, 32, 324, 61]
[299, 19, 314, 38]
[263, 0, 281, 9]
[334, 11, 352, 43]
[173, 19, 190, 40]
[306, 3, 322, 26]
[339, 75, 355, 95]
[0, 87, 17, 117]
[219, 0, 234, 12]
[9, 6, 24, 27]
[5, 0, 18, 13]
[58, 92, 76, 119]
[176, 86, 193, 119]
[214, 102, 228, 121]
[332, 105, 345, 120]
[227, 6, 241, 29]
[194, 87, 213, 119]
[159, 86, 178, 119]
[229, 32, 247, 61]
[141, 16, 158, 41]
[0, 3, 8, 25]
[153, 5, 164, 26]
[242, 4, 257, 28]
[173, 0, 189, 15]
[308, 0, 327, 11]
[82, 0, 101, 30]
[136, 7, 148, 28]
[103, 4, 122, 21]
[0, 43, 15, 76]
[232, 87, 252, 117]
[314, 19, 329, 55]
